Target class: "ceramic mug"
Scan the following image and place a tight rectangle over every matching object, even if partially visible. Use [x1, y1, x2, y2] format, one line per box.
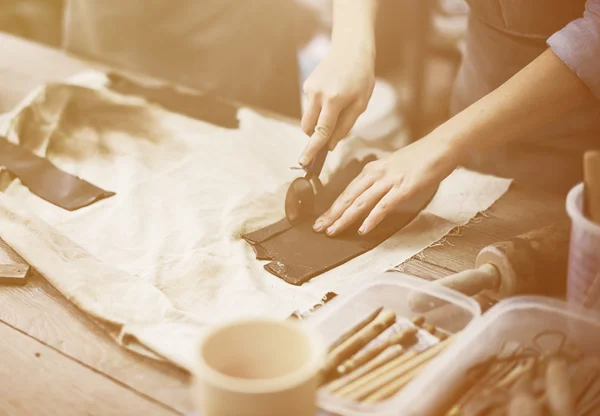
[192, 319, 324, 416]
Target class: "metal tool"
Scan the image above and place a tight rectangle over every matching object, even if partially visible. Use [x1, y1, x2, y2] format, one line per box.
[285, 148, 328, 225]
[409, 222, 570, 312]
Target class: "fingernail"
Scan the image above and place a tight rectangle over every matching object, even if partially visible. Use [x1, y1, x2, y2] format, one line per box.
[358, 225, 367, 235]
[313, 221, 323, 231]
[326, 225, 335, 235]
[299, 156, 309, 167]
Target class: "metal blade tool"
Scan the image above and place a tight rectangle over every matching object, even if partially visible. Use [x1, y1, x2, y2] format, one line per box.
[285, 148, 328, 226]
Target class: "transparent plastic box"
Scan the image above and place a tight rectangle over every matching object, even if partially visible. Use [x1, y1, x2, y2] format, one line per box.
[401, 296, 600, 416]
[304, 272, 482, 416]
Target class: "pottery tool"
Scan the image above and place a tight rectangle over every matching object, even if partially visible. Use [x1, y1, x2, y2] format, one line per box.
[546, 357, 575, 416]
[443, 331, 600, 416]
[584, 150, 600, 224]
[0, 264, 31, 285]
[336, 326, 418, 377]
[327, 307, 384, 353]
[285, 148, 328, 225]
[321, 309, 396, 379]
[342, 336, 454, 401]
[409, 223, 570, 312]
[325, 316, 426, 392]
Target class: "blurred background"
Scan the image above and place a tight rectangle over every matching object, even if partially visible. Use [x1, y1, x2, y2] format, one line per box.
[0, 0, 469, 148]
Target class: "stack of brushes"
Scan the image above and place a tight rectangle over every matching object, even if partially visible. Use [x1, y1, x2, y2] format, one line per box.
[320, 307, 452, 403]
[446, 332, 600, 416]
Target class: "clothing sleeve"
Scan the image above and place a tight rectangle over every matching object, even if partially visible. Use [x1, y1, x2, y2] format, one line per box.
[547, 0, 600, 99]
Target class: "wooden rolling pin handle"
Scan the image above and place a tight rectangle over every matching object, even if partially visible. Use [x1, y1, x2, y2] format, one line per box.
[475, 222, 570, 300]
[408, 264, 500, 312]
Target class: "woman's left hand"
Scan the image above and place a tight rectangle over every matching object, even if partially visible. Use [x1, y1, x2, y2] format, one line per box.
[313, 135, 459, 236]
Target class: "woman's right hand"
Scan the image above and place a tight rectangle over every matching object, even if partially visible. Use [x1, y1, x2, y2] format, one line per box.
[298, 46, 376, 167]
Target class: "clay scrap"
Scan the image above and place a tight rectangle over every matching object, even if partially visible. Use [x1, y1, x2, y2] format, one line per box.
[242, 157, 434, 286]
[0, 138, 115, 210]
[106, 72, 239, 129]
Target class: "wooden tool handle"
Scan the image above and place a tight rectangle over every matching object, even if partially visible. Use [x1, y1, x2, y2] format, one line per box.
[475, 222, 570, 299]
[584, 150, 600, 223]
[335, 351, 418, 398]
[508, 394, 542, 416]
[338, 326, 418, 376]
[546, 357, 575, 416]
[327, 307, 383, 353]
[326, 345, 404, 394]
[346, 337, 454, 401]
[362, 360, 426, 403]
[323, 309, 396, 376]
[408, 263, 499, 312]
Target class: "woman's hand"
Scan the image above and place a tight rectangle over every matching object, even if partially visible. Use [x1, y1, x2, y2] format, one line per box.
[298, 47, 376, 167]
[313, 135, 460, 236]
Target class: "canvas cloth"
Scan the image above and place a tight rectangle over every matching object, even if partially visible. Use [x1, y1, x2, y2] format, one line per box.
[0, 72, 511, 370]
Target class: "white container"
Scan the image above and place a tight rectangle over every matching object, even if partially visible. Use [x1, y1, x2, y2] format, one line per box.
[192, 319, 325, 416]
[566, 183, 600, 310]
[402, 296, 600, 416]
[304, 272, 481, 416]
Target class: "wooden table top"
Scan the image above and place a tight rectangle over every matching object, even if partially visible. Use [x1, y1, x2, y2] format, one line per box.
[0, 32, 568, 415]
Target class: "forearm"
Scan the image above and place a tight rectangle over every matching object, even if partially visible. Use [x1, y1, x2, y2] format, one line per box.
[331, 0, 378, 58]
[433, 49, 594, 160]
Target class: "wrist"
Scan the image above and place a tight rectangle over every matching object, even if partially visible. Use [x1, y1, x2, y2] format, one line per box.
[424, 124, 470, 167]
[331, 32, 376, 63]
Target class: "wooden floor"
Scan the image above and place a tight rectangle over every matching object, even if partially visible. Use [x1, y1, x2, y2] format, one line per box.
[0, 33, 568, 415]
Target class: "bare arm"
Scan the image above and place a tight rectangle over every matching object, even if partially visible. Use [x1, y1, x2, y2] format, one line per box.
[315, 48, 595, 236]
[299, 0, 378, 167]
[439, 49, 592, 158]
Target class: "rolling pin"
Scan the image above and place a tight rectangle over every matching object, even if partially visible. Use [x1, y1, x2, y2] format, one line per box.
[409, 223, 569, 312]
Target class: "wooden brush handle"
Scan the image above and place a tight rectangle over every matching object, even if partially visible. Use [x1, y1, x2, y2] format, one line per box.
[584, 150, 600, 224]
[323, 309, 396, 376]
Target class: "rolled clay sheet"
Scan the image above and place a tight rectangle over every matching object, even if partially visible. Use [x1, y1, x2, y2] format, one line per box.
[243, 157, 436, 285]
[0, 138, 115, 211]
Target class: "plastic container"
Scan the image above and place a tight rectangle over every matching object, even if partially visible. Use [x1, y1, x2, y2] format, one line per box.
[401, 296, 600, 416]
[304, 272, 481, 416]
[566, 183, 600, 310]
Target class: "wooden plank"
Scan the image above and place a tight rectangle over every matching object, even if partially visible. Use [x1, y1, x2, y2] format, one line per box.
[415, 184, 567, 274]
[394, 259, 454, 280]
[0, 320, 179, 416]
[0, 263, 30, 285]
[0, 240, 192, 414]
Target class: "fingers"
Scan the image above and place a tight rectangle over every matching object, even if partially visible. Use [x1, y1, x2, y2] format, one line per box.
[324, 183, 393, 236]
[328, 100, 367, 151]
[300, 95, 321, 136]
[359, 186, 410, 235]
[299, 102, 340, 167]
[313, 171, 376, 232]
